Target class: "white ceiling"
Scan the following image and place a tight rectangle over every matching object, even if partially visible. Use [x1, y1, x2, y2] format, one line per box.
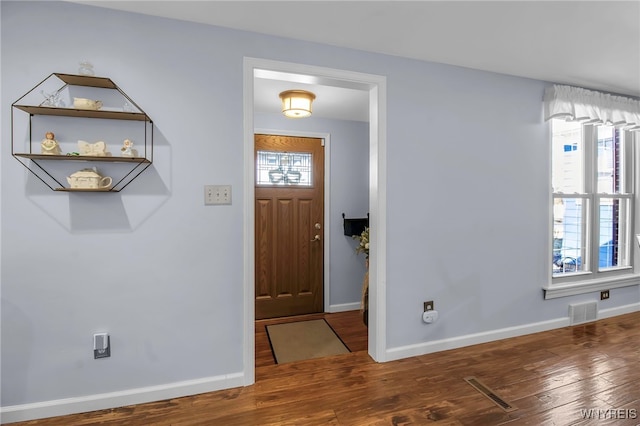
[69, 1, 640, 122]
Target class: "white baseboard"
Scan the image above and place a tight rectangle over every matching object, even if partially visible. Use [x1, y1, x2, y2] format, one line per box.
[328, 302, 360, 313]
[385, 303, 640, 362]
[4, 304, 638, 424]
[0, 372, 245, 424]
[598, 302, 640, 319]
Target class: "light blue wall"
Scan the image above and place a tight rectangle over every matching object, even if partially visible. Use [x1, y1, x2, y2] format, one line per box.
[1, 0, 638, 413]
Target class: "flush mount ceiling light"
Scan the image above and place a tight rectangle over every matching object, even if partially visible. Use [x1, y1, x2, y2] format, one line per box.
[279, 90, 316, 118]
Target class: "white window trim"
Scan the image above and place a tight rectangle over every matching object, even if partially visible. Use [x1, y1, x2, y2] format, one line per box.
[545, 125, 640, 299]
[544, 272, 639, 299]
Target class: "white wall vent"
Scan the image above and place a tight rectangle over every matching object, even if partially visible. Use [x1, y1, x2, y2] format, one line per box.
[568, 301, 598, 325]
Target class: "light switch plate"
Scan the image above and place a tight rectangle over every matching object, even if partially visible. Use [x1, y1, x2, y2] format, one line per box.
[204, 185, 232, 205]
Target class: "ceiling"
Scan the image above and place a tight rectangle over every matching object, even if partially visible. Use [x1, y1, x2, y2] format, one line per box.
[69, 1, 640, 122]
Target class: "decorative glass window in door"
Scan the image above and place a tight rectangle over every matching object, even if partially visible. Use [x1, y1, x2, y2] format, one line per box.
[256, 150, 312, 186]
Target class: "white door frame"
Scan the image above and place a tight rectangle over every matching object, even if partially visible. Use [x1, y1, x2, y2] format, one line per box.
[243, 57, 387, 385]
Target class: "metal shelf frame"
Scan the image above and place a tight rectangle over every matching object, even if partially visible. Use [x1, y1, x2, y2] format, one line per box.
[11, 73, 154, 192]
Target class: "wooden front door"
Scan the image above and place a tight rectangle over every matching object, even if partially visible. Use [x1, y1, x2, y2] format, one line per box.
[255, 134, 324, 319]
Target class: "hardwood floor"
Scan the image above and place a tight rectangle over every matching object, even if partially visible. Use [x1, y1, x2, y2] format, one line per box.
[7, 311, 639, 425]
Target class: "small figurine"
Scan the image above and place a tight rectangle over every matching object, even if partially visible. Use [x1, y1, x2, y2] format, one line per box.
[78, 60, 95, 76]
[120, 139, 135, 157]
[122, 101, 134, 112]
[40, 90, 65, 107]
[78, 140, 107, 156]
[41, 132, 62, 155]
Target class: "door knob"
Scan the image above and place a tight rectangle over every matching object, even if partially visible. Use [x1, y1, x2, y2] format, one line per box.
[310, 234, 320, 242]
[315, 223, 322, 229]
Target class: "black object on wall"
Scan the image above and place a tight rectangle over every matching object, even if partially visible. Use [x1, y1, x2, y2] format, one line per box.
[343, 213, 369, 236]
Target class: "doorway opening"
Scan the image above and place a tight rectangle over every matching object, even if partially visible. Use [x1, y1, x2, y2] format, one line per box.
[243, 57, 387, 384]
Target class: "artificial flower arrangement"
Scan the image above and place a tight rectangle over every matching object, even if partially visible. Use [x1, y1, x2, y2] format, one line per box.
[353, 226, 370, 325]
[353, 226, 369, 258]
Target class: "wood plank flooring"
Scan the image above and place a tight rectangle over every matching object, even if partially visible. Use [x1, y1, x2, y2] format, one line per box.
[6, 311, 639, 425]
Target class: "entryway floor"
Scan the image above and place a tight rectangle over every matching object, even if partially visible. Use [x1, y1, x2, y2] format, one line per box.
[255, 310, 368, 368]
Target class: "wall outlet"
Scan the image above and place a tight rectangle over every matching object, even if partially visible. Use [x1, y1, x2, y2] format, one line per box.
[204, 185, 232, 205]
[600, 290, 610, 300]
[93, 333, 110, 359]
[424, 301, 434, 311]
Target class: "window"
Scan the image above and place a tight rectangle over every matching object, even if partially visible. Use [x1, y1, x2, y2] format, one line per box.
[256, 150, 313, 186]
[551, 119, 634, 281]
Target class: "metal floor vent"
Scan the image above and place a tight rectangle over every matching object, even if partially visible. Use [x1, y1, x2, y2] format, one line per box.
[464, 376, 517, 412]
[569, 301, 598, 325]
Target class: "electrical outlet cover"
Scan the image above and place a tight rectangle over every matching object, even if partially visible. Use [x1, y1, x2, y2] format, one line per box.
[93, 333, 111, 359]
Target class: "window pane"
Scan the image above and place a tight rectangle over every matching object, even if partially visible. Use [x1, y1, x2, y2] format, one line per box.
[598, 197, 630, 269]
[596, 125, 623, 194]
[256, 150, 312, 186]
[553, 197, 589, 275]
[552, 119, 583, 193]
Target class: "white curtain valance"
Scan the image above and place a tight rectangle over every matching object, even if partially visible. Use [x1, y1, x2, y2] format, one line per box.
[544, 84, 640, 131]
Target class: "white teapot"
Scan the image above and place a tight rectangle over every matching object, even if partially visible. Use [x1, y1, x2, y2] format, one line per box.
[67, 168, 112, 189]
